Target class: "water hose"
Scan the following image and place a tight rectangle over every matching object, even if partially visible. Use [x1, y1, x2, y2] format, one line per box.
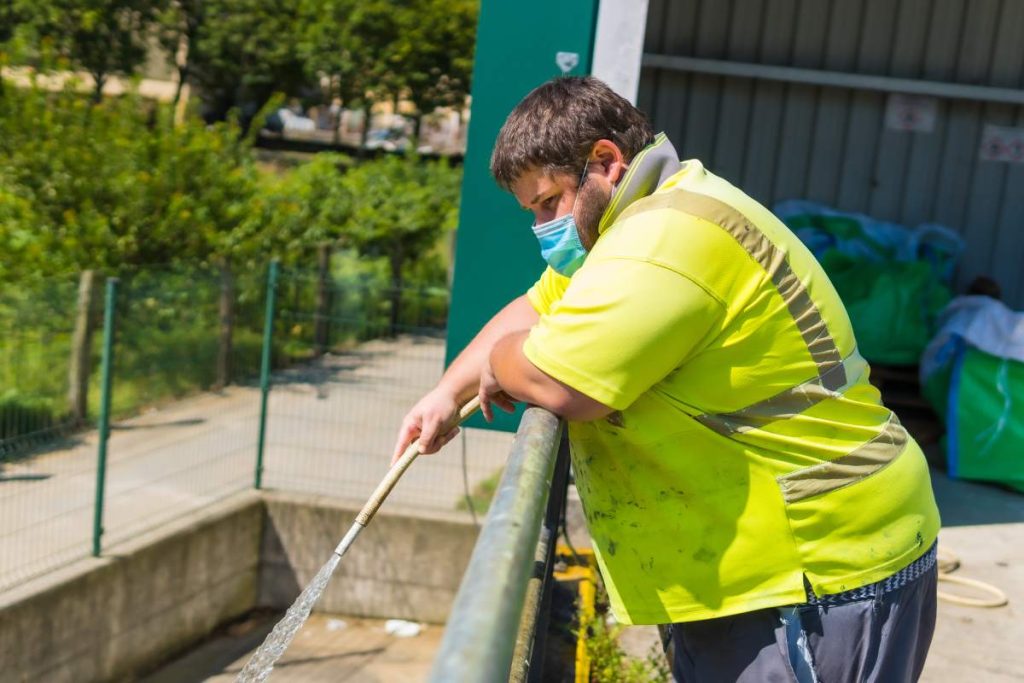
[334, 395, 481, 556]
[937, 546, 1009, 608]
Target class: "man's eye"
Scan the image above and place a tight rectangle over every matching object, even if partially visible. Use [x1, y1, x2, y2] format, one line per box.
[543, 196, 558, 210]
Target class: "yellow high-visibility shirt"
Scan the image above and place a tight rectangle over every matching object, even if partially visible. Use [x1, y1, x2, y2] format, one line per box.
[523, 159, 940, 625]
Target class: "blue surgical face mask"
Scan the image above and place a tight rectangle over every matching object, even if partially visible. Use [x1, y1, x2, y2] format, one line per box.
[531, 166, 589, 276]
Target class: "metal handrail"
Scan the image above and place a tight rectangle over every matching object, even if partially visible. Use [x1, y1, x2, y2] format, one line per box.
[429, 406, 565, 682]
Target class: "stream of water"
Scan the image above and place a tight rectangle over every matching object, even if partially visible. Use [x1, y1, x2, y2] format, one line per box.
[235, 552, 342, 682]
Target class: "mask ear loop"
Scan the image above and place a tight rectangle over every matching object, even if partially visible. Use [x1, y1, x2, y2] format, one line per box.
[570, 162, 590, 217]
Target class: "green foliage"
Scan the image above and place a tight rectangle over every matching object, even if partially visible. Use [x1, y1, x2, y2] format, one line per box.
[181, 0, 308, 119]
[8, 0, 478, 131]
[579, 585, 672, 683]
[303, 0, 401, 111]
[0, 80, 461, 285]
[98, 267, 267, 414]
[0, 391, 61, 451]
[396, 0, 477, 124]
[0, 276, 79, 452]
[0, 75, 461, 453]
[302, 0, 477, 126]
[239, 153, 353, 263]
[455, 466, 503, 514]
[0, 84, 259, 277]
[344, 154, 460, 284]
[11, 0, 155, 99]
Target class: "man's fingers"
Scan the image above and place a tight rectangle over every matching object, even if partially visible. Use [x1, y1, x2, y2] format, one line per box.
[419, 414, 445, 454]
[392, 422, 418, 463]
[438, 427, 460, 448]
[480, 390, 494, 422]
[494, 393, 516, 413]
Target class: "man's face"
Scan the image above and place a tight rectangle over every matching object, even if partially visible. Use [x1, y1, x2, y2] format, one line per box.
[511, 165, 614, 252]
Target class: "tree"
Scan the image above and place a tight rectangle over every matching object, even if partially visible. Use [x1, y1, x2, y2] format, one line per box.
[341, 154, 460, 332]
[236, 153, 353, 264]
[396, 0, 477, 139]
[18, 0, 156, 101]
[182, 0, 309, 122]
[302, 0, 406, 149]
[0, 82, 259, 278]
[154, 0, 204, 107]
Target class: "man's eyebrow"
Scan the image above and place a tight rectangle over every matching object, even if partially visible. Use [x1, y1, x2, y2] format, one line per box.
[529, 189, 555, 205]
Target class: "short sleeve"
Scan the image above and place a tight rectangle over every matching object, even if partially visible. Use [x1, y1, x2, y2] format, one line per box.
[523, 257, 725, 410]
[526, 266, 571, 315]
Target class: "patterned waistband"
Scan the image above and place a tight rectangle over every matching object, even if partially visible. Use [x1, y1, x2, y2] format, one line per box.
[804, 542, 938, 607]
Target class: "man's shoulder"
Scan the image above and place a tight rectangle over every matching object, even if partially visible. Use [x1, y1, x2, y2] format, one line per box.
[594, 184, 752, 270]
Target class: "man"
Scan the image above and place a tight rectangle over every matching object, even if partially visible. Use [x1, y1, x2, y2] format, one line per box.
[394, 76, 940, 682]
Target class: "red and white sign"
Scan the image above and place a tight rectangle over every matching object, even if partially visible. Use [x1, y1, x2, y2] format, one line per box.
[885, 94, 938, 133]
[979, 124, 1024, 163]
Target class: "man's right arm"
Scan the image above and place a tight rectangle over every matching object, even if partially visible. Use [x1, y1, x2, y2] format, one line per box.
[391, 294, 539, 462]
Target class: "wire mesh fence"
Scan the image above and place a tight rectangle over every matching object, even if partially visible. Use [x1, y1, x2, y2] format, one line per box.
[0, 264, 267, 591]
[0, 274, 83, 456]
[98, 265, 266, 550]
[0, 258, 514, 594]
[0, 274, 97, 590]
[260, 265, 512, 515]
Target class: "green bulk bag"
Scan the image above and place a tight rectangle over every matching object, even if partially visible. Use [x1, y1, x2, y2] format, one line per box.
[946, 345, 1024, 493]
[819, 250, 951, 365]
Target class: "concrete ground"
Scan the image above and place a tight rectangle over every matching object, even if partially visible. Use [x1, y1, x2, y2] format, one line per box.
[0, 336, 512, 593]
[143, 613, 442, 683]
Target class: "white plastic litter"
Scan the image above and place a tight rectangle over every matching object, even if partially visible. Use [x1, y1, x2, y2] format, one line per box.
[920, 295, 1024, 384]
[384, 619, 422, 638]
[326, 618, 347, 632]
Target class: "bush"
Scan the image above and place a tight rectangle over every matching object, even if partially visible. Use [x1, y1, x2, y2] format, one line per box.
[0, 82, 259, 278]
[0, 391, 62, 455]
[579, 583, 672, 683]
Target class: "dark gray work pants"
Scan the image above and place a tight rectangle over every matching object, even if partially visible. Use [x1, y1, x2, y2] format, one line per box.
[665, 564, 938, 683]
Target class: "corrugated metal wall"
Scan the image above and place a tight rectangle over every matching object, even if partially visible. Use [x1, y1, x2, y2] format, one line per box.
[638, 0, 1024, 307]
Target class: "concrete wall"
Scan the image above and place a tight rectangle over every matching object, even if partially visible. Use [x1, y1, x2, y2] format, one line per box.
[0, 491, 478, 682]
[0, 492, 263, 683]
[259, 492, 479, 625]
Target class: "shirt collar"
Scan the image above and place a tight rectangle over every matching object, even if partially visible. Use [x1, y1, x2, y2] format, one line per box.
[598, 132, 682, 234]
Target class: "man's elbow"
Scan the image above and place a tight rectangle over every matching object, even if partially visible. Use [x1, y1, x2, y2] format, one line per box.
[540, 389, 614, 422]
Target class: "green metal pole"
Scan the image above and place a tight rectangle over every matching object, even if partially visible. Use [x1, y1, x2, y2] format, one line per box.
[92, 277, 118, 557]
[254, 260, 279, 489]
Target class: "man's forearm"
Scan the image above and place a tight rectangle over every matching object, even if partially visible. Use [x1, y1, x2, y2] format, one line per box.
[491, 331, 613, 421]
[437, 294, 539, 402]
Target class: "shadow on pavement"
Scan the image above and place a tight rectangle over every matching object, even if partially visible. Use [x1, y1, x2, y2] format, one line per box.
[930, 468, 1024, 527]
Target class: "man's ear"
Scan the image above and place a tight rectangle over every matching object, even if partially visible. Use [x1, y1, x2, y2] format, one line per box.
[589, 139, 627, 183]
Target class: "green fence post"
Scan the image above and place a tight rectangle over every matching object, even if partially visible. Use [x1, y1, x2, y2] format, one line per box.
[254, 260, 279, 490]
[92, 277, 118, 557]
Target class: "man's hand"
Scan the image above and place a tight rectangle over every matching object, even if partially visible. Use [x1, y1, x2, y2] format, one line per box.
[479, 358, 517, 423]
[391, 389, 463, 465]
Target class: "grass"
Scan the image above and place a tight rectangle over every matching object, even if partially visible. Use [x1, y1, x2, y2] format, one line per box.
[456, 467, 503, 515]
[1, 263, 450, 457]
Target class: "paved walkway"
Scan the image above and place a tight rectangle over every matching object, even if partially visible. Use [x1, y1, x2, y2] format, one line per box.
[0, 337, 512, 593]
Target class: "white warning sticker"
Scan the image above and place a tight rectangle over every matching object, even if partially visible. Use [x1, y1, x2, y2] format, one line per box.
[979, 124, 1024, 163]
[884, 94, 938, 133]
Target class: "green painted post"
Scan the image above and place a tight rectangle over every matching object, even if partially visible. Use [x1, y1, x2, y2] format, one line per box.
[444, 0, 600, 432]
[92, 277, 118, 557]
[254, 260, 279, 490]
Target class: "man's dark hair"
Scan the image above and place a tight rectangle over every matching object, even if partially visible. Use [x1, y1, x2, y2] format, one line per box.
[490, 76, 656, 190]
